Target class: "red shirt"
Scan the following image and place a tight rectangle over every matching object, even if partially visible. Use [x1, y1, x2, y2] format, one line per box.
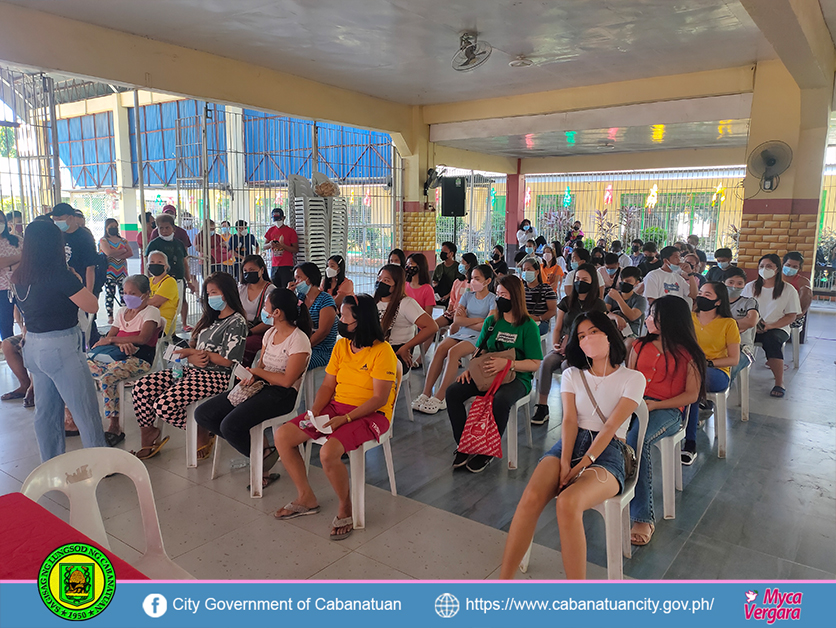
[264, 225, 298, 267]
[634, 342, 690, 406]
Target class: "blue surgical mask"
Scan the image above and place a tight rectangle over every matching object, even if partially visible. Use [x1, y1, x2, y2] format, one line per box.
[207, 295, 226, 311]
[54, 219, 70, 232]
[522, 270, 536, 284]
[296, 281, 310, 297]
[606, 267, 618, 275]
[523, 224, 530, 231]
[221, 226, 230, 234]
[571, 261, 580, 271]
[782, 265, 798, 277]
[525, 246, 534, 255]
[261, 309, 272, 325]
[458, 263, 466, 275]
[718, 261, 730, 270]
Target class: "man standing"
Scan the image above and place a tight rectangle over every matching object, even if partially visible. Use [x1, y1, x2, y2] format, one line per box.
[51, 202, 98, 316]
[643, 245, 698, 307]
[265, 207, 298, 288]
[432, 241, 463, 305]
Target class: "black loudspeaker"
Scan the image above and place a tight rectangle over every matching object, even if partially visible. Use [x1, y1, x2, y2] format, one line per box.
[440, 176, 466, 216]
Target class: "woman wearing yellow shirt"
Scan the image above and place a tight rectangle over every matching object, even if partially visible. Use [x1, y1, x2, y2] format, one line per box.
[146, 250, 179, 336]
[273, 294, 398, 541]
[683, 281, 740, 464]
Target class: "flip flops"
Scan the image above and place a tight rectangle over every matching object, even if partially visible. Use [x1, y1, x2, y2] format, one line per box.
[23, 398, 34, 408]
[246, 448, 280, 491]
[64, 429, 80, 437]
[131, 436, 170, 460]
[330, 515, 354, 541]
[770, 385, 786, 398]
[274, 502, 321, 520]
[1, 390, 26, 401]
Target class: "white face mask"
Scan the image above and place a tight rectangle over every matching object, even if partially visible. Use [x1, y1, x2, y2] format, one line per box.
[273, 218, 284, 227]
[160, 233, 175, 242]
[543, 252, 553, 262]
[758, 267, 776, 280]
[325, 267, 338, 278]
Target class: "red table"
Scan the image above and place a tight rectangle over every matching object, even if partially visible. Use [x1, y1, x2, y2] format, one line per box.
[0, 492, 148, 580]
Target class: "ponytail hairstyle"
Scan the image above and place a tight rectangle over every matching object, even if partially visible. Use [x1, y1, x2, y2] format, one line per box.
[268, 288, 313, 337]
[323, 254, 347, 296]
[753, 253, 785, 299]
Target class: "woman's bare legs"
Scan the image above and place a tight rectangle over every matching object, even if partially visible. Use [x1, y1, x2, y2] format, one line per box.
[433, 340, 475, 400]
[273, 422, 318, 516]
[320, 437, 352, 537]
[421, 337, 456, 397]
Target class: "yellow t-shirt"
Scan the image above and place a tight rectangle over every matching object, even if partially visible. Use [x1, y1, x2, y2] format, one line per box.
[326, 338, 398, 419]
[691, 313, 740, 375]
[150, 275, 179, 336]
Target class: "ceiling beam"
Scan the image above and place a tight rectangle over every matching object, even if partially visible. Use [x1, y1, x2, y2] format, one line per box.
[520, 147, 747, 175]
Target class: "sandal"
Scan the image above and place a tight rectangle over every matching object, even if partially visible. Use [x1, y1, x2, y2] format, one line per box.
[330, 515, 354, 541]
[770, 385, 786, 398]
[630, 522, 655, 546]
[274, 502, 321, 520]
[245, 448, 280, 491]
[104, 432, 126, 447]
[64, 430, 80, 437]
[248, 473, 281, 491]
[23, 398, 35, 408]
[1, 390, 26, 401]
[131, 436, 170, 460]
[196, 435, 216, 460]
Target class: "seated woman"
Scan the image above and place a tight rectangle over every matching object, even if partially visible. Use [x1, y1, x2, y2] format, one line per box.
[413, 264, 496, 414]
[489, 245, 509, 276]
[515, 238, 538, 268]
[292, 262, 338, 370]
[541, 245, 564, 290]
[237, 254, 275, 366]
[387, 248, 406, 268]
[130, 272, 248, 460]
[522, 257, 557, 334]
[88, 274, 162, 447]
[321, 255, 354, 309]
[374, 264, 437, 368]
[273, 294, 398, 541]
[446, 274, 543, 473]
[405, 253, 436, 316]
[532, 263, 608, 425]
[195, 288, 312, 489]
[626, 296, 705, 545]
[146, 251, 179, 339]
[682, 281, 740, 465]
[500, 311, 645, 579]
[435, 252, 478, 337]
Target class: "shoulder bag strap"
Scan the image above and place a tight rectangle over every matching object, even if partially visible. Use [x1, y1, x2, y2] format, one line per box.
[578, 370, 609, 424]
[255, 285, 270, 316]
[473, 321, 497, 358]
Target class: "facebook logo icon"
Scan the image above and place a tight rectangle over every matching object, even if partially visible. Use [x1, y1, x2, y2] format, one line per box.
[143, 594, 168, 618]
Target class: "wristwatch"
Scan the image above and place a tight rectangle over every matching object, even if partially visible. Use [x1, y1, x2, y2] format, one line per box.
[707, 360, 715, 368]
[509, 361, 516, 372]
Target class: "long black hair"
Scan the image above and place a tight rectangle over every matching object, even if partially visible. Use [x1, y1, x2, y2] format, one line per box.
[753, 253, 785, 299]
[377, 264, 407, 334]
[0, 212, 20, 249]
[406, 253, 431, 285]
[388, 248, 406, 267]
[564, 311, 626, 369]
[703, 281, 733, 319]
[635, 295, 707, 399]
[322, 254, 347, 296]
[12, 220, 65, 285]
[567, 262, 603, 312]
[268, 288, 313, 337]
[295, 261, 322, 287]
[343, 294, 385, 348]
[241, 254, 270, 282]
[192, 272, 247, 339]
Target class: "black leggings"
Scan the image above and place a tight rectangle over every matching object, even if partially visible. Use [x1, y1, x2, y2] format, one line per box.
[445, 378, 528, 445]
[194, 385, 298, 456]
[756, 329, 789, 361]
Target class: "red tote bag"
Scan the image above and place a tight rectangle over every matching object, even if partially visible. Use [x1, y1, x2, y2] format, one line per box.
[457, 360, 513, 458]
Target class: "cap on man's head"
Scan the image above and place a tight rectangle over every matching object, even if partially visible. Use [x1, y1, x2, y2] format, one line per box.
[162, 204, 177, 216]
[51, 203, 75, 217]
[272, 207, 284, 218]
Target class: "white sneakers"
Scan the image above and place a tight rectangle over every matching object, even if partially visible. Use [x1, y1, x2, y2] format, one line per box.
[412, 394, 446, 414]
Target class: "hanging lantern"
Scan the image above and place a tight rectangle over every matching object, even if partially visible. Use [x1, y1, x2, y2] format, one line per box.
[562, 186, 572, 208]
[490, 188, 496, 207]
[604, 184, 613, 205]
[645, 184, 659, 210]
[363, 188, 372, 207]
[524, 187, 532, 208]
[711, 184, 726, 206]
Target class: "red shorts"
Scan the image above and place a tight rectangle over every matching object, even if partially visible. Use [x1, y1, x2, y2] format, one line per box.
[289, 401, 390, 452]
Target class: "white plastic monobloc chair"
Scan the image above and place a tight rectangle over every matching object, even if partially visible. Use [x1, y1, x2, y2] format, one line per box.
[520, 400, 649, 579]
[507, 390, 534, 470]
[302, 361, 402, 530]
[396, 364, 415, 423]
[303, 366, 327, 412]
[654, 417, 686, 520]
[705, 385, 730, 459]
[736, 359, 751, 422]
[185, 371, 237, 468]
[20, 448, 193, 579]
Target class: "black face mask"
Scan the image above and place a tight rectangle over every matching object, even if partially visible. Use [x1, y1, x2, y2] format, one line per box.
[148, 263, 166, 277]
[695, 296, 719, 312]
[496, 297, 512, 313]
[592, 256, 604, 265]
[439, 251, 448, 261]
[492, 253, 501, 261]
[631, 245, 640, 253]
[337, 321, 355, 340]
[242, 271, 261, 284]
[374, 281, 392, 299]
[574, 280, 592, 294]
[107, 227, 119, 236]
[619, 281, 634, 294]
[405, 266, 418, 279]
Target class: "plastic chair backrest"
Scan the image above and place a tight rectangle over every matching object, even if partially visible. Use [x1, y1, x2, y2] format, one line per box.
[362, 359, 402, 450]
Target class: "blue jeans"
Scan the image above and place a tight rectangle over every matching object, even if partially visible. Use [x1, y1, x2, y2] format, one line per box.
[0, 289, 14, 340]
[686, 367, 729, 444]
[22, 326, 107, 461]
[627, 406, 684, 524]
[729, 350, 752, 383]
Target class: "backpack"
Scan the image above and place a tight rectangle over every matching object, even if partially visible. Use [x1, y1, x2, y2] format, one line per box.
[93, 252, 108, 296]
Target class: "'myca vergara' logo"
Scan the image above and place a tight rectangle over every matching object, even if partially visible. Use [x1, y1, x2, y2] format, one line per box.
[744, 588, 802, 624]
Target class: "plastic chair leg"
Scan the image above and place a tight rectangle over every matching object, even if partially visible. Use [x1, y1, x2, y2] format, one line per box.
[792, 327, 800, 369]
[523, 399, 533, 447]
[675, 439, 683, 491]
[250, 426, 264, 499]
[303, 442, 312, 475]
[621, 504, 632, 559]
[383, 441, 397, 496]
[402, 373, 414, 423]
[507, 410, 518, 470]
[520, 540, 533, 573]
[716, 393, 727, 459]
[740, 366, 750, 422]
[211, 432, 223, 479]
[349, 449, 365, 530]
[603, 501, 624, 579]
[659, 438, 676, 520]
[185, 407, 198, 468]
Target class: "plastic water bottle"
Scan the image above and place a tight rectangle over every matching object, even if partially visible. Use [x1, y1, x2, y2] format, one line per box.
[229, 458, 250, 470]
[171, 358, 183, 380]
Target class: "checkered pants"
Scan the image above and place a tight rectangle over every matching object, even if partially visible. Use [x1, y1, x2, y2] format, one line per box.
[131, 368, 231, 429]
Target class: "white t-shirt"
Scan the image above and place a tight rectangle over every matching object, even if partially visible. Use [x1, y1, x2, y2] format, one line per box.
[555, 256, 567, 272]
[617, 252, 632, 268]
[260, 327, 312, 391]
[516, 227, 538, 248]
[741, 281, 801, 335]
[377, 296, 425, 345]
[238, 283, 275, 321]
[561, 366, 646, 439]
[114, 305, 162, 335]
[643, 268, 692, 307]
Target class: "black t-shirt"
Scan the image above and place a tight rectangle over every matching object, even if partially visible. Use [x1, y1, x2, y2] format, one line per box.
[14, 268, 84, 333]
[490, 259, 509, 275]
[63, 228, 98, 283]
[638, 257, 663, 278]
[230, 233, 258, 259]
[695, 248, 707, 264]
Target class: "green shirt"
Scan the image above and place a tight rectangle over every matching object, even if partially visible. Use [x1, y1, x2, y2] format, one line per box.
[432, 261, 463, 298]
[475, 314, 544, 393]
[146, 237, 188, 280]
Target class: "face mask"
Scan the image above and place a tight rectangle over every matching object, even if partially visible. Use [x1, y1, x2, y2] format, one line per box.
[160, 233, 174, 242]
[718, 261, 730, 270]
[619, 282, 634, 294]
[522, 270, 536, 284]
[273, 216, 283, 225]
[54, 219, 70, 232]
[337, 320, 355, 340]
[525, 247, 534, 255]
[726, 286, 743, 300]
[695, 296, 719, 312]
[440, 251, 448, 261]
[574, 280, 592, 294]
[669, 264, 682, 275]
[210, 230, 216, 236]
[405, 265, 418, 279]
[296, 281, 311, 297]
[496, 297, 512, 313]
[544, 253, 553, 262]
[107, 227, 119, 236]
[243, 271, 261, 284]
[124, 294, 143, 309]
[207, 295, 225, 311]
[523, 224, 530, 231]
[325, 266, 339, 279]
[492, 253, 501, 261]
[470, 280, 485, 293]
[148, 263, 166, 277]
[782, 265, 798, 277]
[458, 263, 466, 275]
[592, 256, 603, 265]
[571, 261, 580, 271]
[758, 267, 776, 280]
[579, 333, 610, 360]
[221, 227, 230, 234]
[606, 267, 618, 275]
[631, 245, 640, 253]
[374, 281, 392, 299]
[261, 309, 273, 325]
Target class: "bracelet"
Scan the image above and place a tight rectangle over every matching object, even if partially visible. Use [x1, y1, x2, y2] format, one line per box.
[510, 360, 516, 372]
[586, 452, 597, 464]
[345, 414, 353, 423]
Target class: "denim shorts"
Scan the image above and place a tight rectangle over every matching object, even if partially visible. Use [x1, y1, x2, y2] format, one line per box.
[543, 428, 627, 494]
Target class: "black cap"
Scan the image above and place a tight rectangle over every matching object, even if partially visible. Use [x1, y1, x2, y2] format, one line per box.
[271, 207, 284, 219]
[51, 203, 75, 217]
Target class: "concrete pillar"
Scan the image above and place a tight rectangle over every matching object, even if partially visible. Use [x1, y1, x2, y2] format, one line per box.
[400, 144, 438, 270]
[505, 174, 526, 265]
[111, 94, 138, 246]
[224, 106, 249, 223]
[737, 60, 831, 279]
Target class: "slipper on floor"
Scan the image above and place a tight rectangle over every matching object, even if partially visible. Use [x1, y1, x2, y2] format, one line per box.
[247, 473, 281, 491]
[330, 515, 354, 541]
[274, 502, 321, 520]
[770, 385, 786, 398]
[630, 523, 655, 546]
[23, 399, 35, 408]
[196, 435, 216, 461]
[64, 429, 80, 437]
[104, 432, 126, 447]
[131, 436, 170, 460]
[1, 390, 26, 401]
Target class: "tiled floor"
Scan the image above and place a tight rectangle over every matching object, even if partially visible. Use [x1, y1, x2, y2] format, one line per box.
[0, 306, 833, 580]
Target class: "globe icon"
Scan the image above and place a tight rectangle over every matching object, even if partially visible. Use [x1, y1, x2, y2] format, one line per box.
[435, 593, 460, 618]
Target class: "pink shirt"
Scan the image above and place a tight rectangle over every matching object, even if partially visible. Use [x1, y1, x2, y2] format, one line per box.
[406, 282, 435, 312]
[446, 278, 468, 314]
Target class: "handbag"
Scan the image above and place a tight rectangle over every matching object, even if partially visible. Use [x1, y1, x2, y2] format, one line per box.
[227, 357, 266, 407]
[468, 322, 517, 392]
[457, 359, 513, 458]
[578, 370, 638, 480]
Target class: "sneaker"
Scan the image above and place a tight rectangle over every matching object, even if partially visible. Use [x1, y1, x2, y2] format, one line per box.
[452, 450, 470, 468]
[466, 454, 493, 473]
[531, 404, 549, 425]
[411, 394, 429, 410]
[681, 450, 697, 466]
